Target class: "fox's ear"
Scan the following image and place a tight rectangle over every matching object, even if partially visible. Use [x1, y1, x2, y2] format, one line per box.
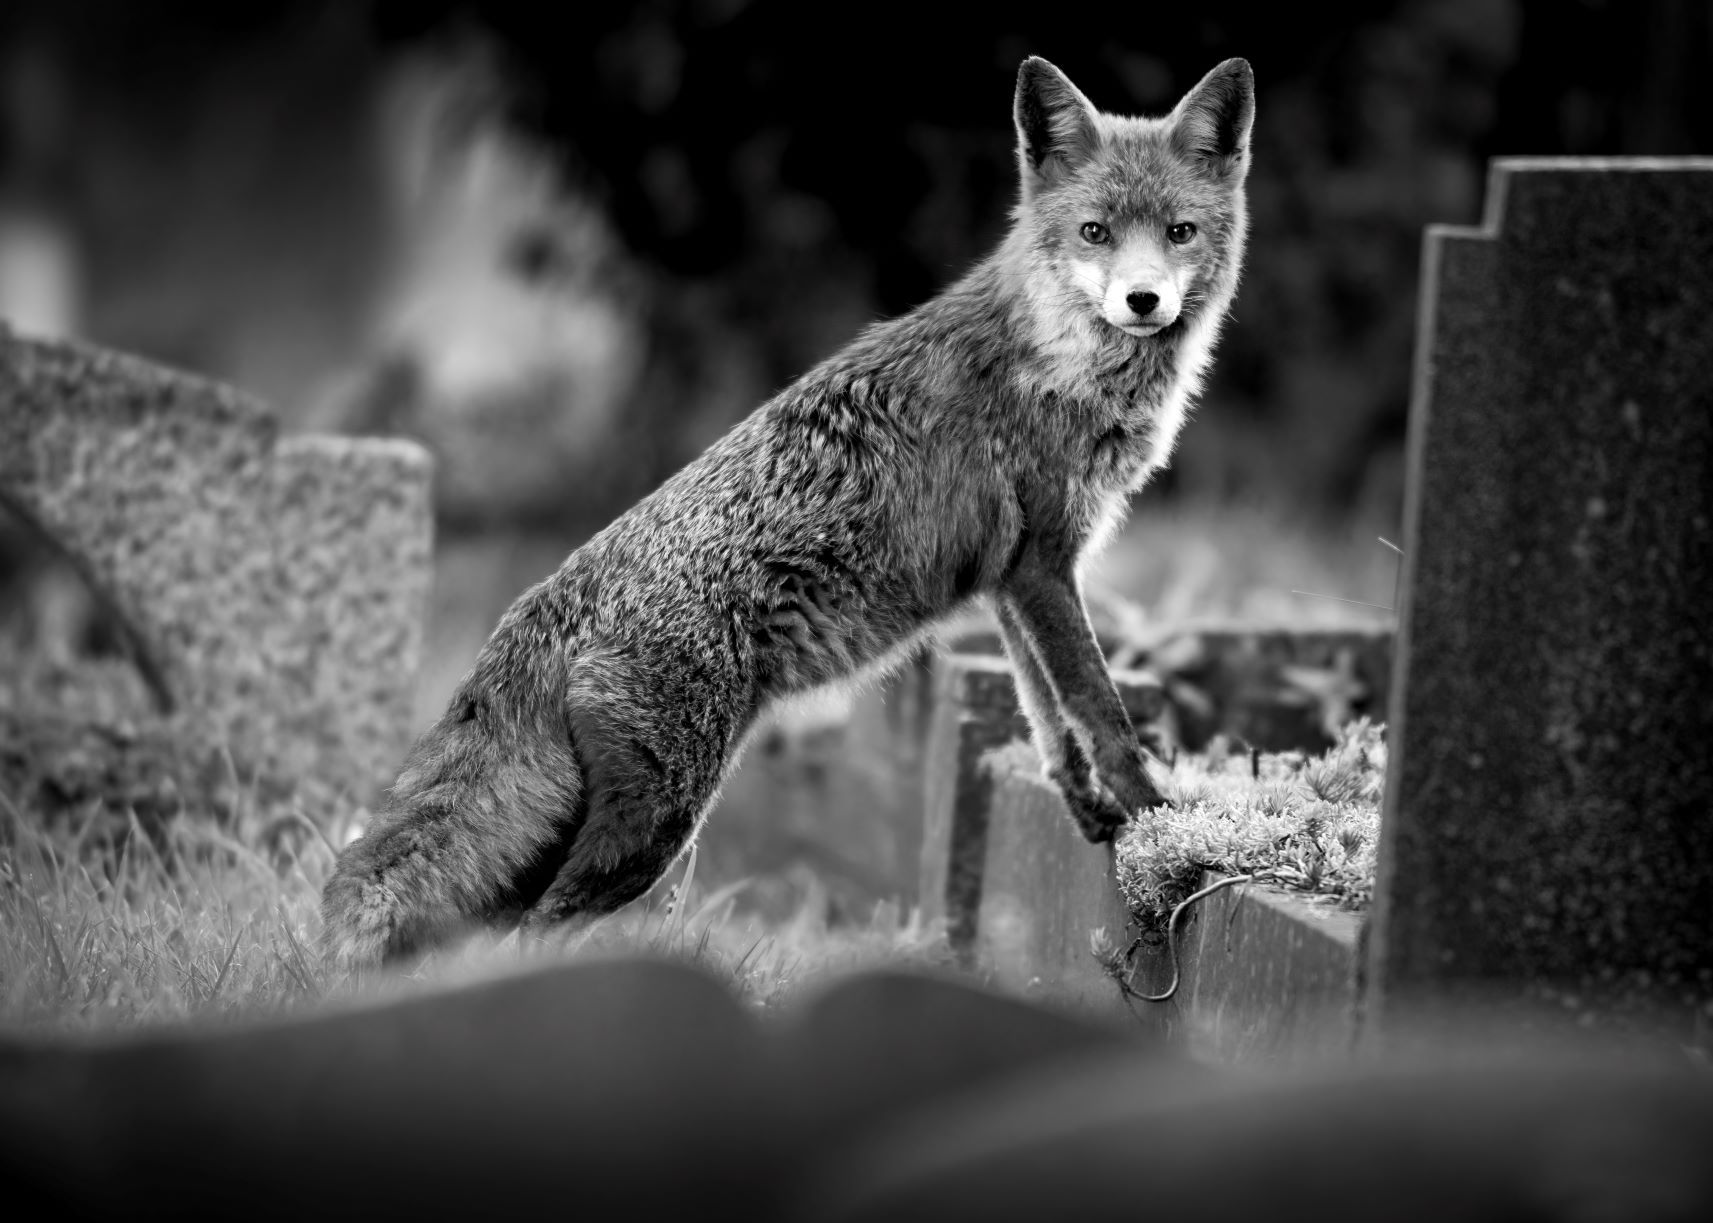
[1171, 58, 1254, 179]
[1014, 57, 1100, 195]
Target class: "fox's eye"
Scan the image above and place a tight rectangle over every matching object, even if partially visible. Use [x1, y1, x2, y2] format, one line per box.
[1167, 222, 1197, 244]
[1080, 222, 1110, 245]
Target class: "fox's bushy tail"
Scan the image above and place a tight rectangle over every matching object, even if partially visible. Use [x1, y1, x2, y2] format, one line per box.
[319, 706, 584, 969]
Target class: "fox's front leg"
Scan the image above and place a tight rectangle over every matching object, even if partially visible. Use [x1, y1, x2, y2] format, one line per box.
[997, 560, 1167, 842]
[995, 601, 1112, 841]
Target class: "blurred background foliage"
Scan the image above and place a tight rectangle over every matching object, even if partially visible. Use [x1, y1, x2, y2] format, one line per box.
[1, 1, 1709, 721]
[5, 0, 1709, 528]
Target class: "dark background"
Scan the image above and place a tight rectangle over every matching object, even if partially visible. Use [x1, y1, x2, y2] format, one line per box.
[2, 0, 1709, 535]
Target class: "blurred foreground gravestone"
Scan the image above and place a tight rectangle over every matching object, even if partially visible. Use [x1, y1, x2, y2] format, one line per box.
[3, 957, 1709, 1222]
[0, 327, 433, 820]
[1369, 158, 1713, 1037]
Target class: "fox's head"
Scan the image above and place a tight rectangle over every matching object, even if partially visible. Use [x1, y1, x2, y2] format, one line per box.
[1013, 56, 1254, 340]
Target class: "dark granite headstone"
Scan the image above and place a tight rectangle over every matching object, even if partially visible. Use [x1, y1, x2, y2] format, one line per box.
[1369, 159, 1713, 1035]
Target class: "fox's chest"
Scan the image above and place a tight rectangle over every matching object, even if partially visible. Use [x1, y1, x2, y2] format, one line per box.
[1086, 418, 1158, 492]
[1076, 338, 1193, 482]
[1068, 381, 1190, 556]
[1081, 338, 1206, 491]
[1063, 423, 1150, 559]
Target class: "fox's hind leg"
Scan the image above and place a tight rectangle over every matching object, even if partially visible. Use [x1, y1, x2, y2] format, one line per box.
[520, 793, 703, 939]
[520, 656, 730, 937]
[319, 712, 583, 969]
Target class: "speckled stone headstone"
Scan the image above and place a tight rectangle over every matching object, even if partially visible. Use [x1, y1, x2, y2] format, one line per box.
[260, 435, 434, 793]
[0, 328, 432, 812]
[1368, 159, 1713, 1035]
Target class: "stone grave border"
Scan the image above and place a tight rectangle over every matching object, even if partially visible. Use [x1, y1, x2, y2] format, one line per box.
[922, 645, 1371, 1059]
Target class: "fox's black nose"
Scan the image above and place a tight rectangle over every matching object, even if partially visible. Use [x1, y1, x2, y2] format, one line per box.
[1126, 290, 1160, 317]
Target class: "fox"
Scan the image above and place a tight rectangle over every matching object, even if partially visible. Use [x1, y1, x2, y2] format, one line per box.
[321, 55, 1256, 967]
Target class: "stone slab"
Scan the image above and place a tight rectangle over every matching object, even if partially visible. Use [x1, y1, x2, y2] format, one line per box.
[919, 653, 1030, 952]
[832, 652, 937, 905]
[1370, 158, 1713, 1035]
[696, 655, 935, 921]
[971, 748, 1362, 1058]
[972, 745, 1142, 1024]
[917, 652, 1164, 944]
[0, 328, 432, 811]
[0, 328, 280, 713]
[263, 435, 435, 797]
[696, 717, 847, 917]
[918, 636, 1344, 954]
[1172, 873, 1361, 1064]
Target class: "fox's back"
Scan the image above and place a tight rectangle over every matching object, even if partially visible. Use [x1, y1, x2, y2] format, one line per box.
[501, 316, 999, 709]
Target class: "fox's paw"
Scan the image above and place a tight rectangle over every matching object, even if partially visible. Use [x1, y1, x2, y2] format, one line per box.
[1051, 754, 1174, 844]
[1094, 748, 1173, 815]
[1051, 772, 1132, 845]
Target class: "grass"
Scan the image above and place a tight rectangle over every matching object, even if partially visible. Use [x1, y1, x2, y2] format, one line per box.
[0, 795, 331, 1033]
[0, 787, 946, 1034]
[0, 498, 1395, 1034]
[1114, 718, 1387, 931]
[1, 719, 1389, 1035]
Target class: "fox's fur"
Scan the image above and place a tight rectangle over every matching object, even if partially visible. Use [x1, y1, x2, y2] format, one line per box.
[322, 56, 1255, 967]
